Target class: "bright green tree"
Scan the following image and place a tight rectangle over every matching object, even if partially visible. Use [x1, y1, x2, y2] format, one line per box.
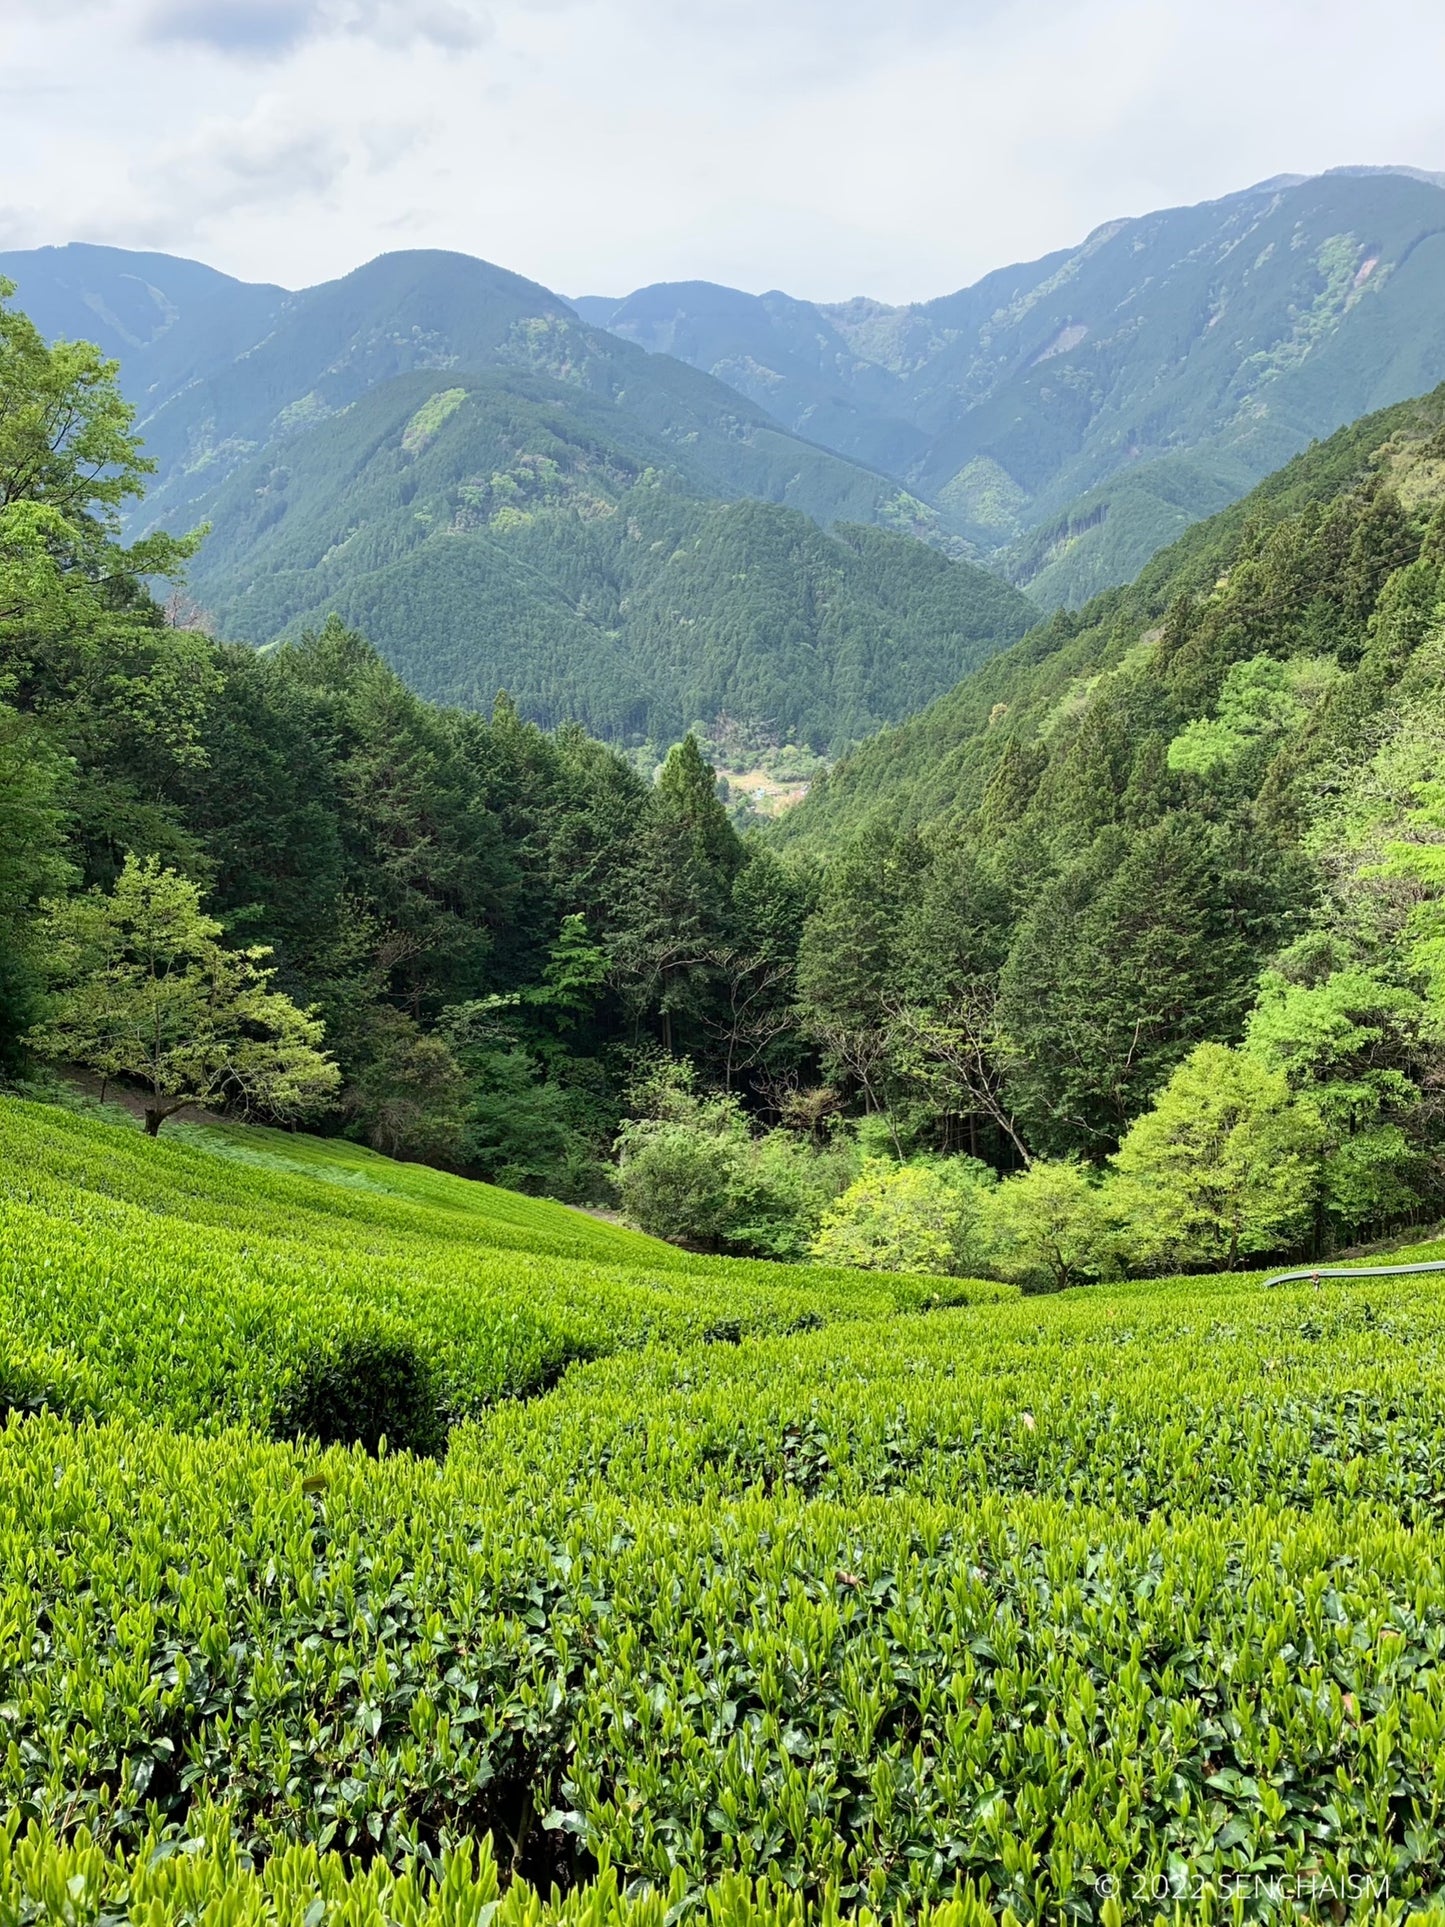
[1373, 780, 1445, 1023]
[979, 1158, 1116, 1291]
[1111, 1043, 1321, 1271]
[0, 278, 207, 775]
[522, 914, 610, 1029]
[1166, 654, 1329, 777]
[1244, 950, 1431, 1237]
[33, 854, 340, 1135]
[810, 1157, 996, 1275]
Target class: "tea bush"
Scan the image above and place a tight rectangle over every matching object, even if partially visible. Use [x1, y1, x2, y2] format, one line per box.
[0, 1099, 1002, 1447]
[4, 1410, 1445, 1917]
[8, 1096, 1445, 1920]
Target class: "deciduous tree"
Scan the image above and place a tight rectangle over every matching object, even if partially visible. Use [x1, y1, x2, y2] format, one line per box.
[34, 854, 339, 1135]
[1110, 1043, 1321, 1270]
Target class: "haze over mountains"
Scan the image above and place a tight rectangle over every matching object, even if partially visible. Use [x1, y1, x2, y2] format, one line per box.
[5, 164, 1445, 745]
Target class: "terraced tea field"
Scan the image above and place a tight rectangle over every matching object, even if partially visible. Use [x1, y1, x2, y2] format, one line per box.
[5, 1095, 1445, 1924]
[0, 1100, 992, 1448]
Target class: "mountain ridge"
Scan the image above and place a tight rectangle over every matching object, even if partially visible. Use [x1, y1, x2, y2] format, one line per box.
[0, 248, 1035, 748]
[578, 168, 1445, 602]
[9, 165, 1445, 746]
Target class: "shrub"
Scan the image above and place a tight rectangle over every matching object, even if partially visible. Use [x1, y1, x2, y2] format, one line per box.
[616, 1115, 742, 1247]
[616, 1077, 855, 1256]
[273, 1324, 447, 1458]
[979, 1157, 1115, 1290]
[723, 1129, 859, 1261]
[0, 1336, 98, 1422]
[809, 1157, 995, 1274]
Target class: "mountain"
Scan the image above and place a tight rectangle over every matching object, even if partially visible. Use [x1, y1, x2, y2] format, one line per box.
[14, 166, 1445, 744]
[87, 247, 954, 546]
[0, 245, 1033, 747]
[187, 365, 1034, 745]
[571, 281, 929, 477]
[775, 376, 1445, 849]
[580, 168, 1445, 604]
[0, 243, 948, 543]
[0, 241, 285, 416]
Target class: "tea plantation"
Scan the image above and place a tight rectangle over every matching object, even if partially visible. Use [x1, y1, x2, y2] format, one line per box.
[6, 1098, 1445, 1924]
[0, 1100, 993, 1448]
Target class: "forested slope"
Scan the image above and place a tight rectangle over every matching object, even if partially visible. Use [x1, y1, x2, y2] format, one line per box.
[7, 270, 1445, 1272]
[189, 366, 1034, 745]
[777, 380, 1445, 1240]
[782, 383, 1445, 840]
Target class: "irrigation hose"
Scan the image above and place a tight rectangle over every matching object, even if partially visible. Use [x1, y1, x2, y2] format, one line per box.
[1262, 1258, 1445, 1288]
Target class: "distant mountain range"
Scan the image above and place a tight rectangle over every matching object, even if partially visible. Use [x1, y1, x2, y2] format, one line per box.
[0, 242, 1032, 747]
[5, 163, 1445, 744]
[578, 167, 1445, 604]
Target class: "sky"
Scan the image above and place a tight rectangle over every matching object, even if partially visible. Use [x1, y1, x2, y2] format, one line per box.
[3, 0, 1445, 303]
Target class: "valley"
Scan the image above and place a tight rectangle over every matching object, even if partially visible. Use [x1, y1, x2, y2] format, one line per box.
[6, 134, 1445, 1927]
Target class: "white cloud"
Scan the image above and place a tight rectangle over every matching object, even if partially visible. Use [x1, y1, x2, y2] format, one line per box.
[2, 0, 1443, 299]
[139, 97, 351, 228]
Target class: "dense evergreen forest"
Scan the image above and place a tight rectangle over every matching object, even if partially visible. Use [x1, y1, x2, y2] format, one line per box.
[4, 276, 1445, 1280]
[185, 368, 1034, 748]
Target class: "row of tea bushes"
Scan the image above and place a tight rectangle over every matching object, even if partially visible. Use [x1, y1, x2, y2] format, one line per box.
[0, 1816, 1013, 1927]
[5, 1400, 1445, 1917]
[460, 1261, 1445, 1519]
[0, 1100, 1006, 1450]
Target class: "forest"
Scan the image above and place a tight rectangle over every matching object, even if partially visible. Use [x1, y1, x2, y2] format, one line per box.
[184, 363, 1033, 750]
[3, 276, 1445, 1287]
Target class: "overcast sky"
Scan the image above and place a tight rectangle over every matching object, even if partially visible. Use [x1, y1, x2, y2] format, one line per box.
[4, 0, 1444, 303]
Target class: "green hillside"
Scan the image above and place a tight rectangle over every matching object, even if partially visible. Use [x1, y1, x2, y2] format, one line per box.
[585, 169, 1445, 602]
[12, 282, 1445, 1920]
[6, 1089, 1445, 1915]
[779, 379, 1445, 844]
[767, 377, 1445, 1232]
[190, 367, 1033, 744]
[0, 1097, 988, 1447]
[116, 249, 940, 547]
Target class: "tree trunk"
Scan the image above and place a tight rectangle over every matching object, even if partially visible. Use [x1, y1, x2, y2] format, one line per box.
[143, 1108, 165, 1138]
